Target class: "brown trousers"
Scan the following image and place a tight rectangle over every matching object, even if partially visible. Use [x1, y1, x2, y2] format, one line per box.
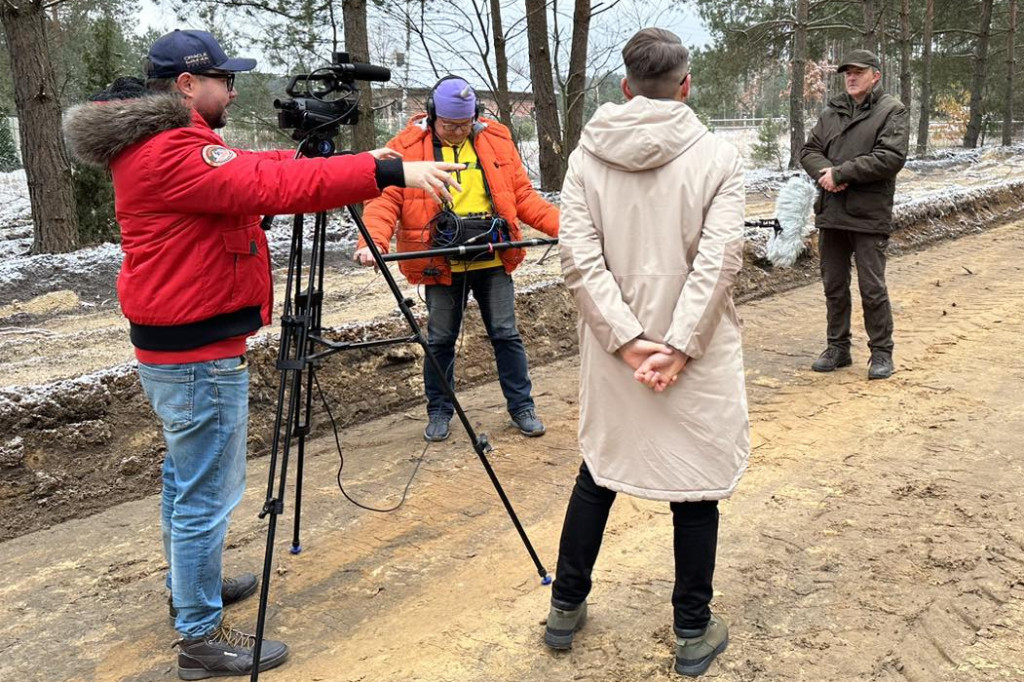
[819, 228, 894, 355]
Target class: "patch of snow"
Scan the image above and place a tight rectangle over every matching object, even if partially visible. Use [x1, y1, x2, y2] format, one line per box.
[0, 170, 33, 259]
[0, 361, 136, 409]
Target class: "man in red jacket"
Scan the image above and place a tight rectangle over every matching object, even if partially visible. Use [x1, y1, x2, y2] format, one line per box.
[65, 29, 461, 680]
[354, 76, 559, 442]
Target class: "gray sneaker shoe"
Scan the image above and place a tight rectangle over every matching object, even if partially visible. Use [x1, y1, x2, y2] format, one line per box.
[868, 352, 894, 380]
[176, 622, 288, 680]
[423, 414, 451, 442]
[674, 615, 729, 677]
[512, 409, 546, 437]
[169, 573, 259, 621]
[811, 346, 852, 372]
[544, 599, 587, 650]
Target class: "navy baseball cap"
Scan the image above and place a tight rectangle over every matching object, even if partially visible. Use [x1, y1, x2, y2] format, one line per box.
[146, 29, 257, 79]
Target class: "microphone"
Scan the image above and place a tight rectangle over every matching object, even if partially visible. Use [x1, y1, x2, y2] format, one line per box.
[335, 62, 392, 82]
[767, 176, 816, 268]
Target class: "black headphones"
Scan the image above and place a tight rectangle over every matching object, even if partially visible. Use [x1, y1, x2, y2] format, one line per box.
[425, 74, 484, 126]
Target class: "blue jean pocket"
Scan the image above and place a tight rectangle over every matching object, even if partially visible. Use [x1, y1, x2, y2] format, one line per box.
[138, 363, 195, 433]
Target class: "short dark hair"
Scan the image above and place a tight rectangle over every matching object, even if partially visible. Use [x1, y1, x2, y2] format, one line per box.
[622, 28, 690, 99]
[146, 77, 177, 93]
[142, 58, 177, 92]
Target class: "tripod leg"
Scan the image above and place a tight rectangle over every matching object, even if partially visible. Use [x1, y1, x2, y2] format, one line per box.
[290, 436, 305, 555]
[250, 501, 281, 682]
[348, 206, 550, 582]
[252, 208, 326, 680]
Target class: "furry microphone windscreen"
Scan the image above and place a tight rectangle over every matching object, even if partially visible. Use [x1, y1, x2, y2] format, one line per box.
[768, 176, 816, 267]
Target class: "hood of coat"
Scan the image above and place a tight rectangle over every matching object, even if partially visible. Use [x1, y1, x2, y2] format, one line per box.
[579, 96, 707, 172]
[64, 94, 193, 168]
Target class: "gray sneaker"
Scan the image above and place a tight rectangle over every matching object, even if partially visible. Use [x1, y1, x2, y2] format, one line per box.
[674, 615, 729, 677]
[423, 415, 451, 442]
[811, 346, 852, 372]
[544, 599, 587, 650]
[169, 573, 259, 621]
[176, 622, 288, 680]
[512, 409, 546, 437]
[868, 352, 894, 380]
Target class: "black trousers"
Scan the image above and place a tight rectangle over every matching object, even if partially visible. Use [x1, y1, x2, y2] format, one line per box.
[551, 463, 719, 631]
[819, 228, 894, 354]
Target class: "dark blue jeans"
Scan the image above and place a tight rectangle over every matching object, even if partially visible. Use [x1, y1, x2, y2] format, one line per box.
[424, 267, 535, 418]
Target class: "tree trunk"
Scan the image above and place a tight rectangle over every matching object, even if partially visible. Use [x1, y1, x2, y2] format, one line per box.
[1003, 0, 1017, 146]
[342, 0, 376, 152]
[963, 0, 994, 148]
[524, 0, 563, 190]
[0, 0, 79, 254]
[788, 0, 808, 169]
[562, 0, 590, 173]
[863, 0, 878, 52]
[899, 0, 912, 107]
[917, 0, 934, 155]
[488, 0, 515, 135]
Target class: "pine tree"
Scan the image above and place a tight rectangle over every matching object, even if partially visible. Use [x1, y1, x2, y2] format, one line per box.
[752, 117, 785, 171]
[0, 109, 19, 172]
[72, 9, 125, 245]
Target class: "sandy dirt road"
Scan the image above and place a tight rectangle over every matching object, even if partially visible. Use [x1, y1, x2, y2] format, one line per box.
[2, 221, 1023, 682]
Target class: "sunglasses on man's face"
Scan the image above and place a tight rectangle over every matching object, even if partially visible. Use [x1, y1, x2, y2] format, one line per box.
[197, 72, 236, 91]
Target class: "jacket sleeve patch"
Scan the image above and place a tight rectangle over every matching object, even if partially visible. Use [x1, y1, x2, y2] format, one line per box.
[201, 145, 238, 168]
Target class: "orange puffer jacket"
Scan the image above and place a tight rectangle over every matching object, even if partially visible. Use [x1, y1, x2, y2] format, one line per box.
[360, 115, 559, 285]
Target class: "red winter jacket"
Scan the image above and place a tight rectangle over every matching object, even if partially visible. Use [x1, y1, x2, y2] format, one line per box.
[359, 116, 559, 285]
[65, 95, 393, 363]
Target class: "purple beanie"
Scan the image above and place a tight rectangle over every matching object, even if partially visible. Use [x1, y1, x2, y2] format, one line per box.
[433, 78, 477, 119]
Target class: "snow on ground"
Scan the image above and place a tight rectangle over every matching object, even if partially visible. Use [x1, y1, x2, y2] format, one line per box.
[2, 142, 1023, 305]
[0, 171, 32, 260]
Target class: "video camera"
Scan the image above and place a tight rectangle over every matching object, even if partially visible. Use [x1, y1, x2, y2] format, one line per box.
[273, 51, 391, 156]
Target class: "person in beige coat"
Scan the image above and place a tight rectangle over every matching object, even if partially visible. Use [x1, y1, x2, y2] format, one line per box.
[542, 28, 749, 678]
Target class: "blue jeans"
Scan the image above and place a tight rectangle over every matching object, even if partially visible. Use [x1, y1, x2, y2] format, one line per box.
[424, 268, 535, 418]
[138, 357, 249, 639]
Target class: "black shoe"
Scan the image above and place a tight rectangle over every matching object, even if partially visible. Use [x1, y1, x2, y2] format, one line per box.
[868, 352, 894, 380]
[511, 408, 546, 437]
[811, 346, 852, 372]
[176, 622, 288, 680]
[169, 573, 259, 621]
[423, 415, 451, 442]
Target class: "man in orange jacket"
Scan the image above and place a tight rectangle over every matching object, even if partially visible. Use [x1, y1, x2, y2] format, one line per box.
[355, 76, 559, 442]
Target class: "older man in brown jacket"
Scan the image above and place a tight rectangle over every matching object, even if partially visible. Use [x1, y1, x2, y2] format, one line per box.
[801, 49, 909, 380]
[542, 28, 748, 678]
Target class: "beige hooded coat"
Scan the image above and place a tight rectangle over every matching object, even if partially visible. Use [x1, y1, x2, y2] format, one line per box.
[559, 97, 749, 502]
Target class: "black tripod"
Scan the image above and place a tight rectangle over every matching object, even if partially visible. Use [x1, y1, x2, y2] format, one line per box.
[249, 180, 554, 681]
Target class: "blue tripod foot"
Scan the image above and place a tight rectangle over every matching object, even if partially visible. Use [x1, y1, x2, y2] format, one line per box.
[290, 544, 303, 555]
[541, 574, 553, 586]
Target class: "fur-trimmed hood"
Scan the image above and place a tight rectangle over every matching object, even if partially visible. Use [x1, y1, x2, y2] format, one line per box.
[64, 94, 193, 168]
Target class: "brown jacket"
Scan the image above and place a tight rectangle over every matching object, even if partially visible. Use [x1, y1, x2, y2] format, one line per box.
[800, 85, 909, 234]
[559, 97, 749, 502]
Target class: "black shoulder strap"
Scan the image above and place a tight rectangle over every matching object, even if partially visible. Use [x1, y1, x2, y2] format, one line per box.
[432, 132, 496, 210]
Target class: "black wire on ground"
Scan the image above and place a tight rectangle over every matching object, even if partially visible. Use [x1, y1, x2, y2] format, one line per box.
[314, 368, 431, 513]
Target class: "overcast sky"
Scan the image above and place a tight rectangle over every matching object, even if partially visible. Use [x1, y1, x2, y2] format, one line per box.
[136, 0, 712, 85]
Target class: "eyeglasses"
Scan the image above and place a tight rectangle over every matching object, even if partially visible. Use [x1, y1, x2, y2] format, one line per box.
[436, 119, 474, 132]
[197, 72, 236, 91]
